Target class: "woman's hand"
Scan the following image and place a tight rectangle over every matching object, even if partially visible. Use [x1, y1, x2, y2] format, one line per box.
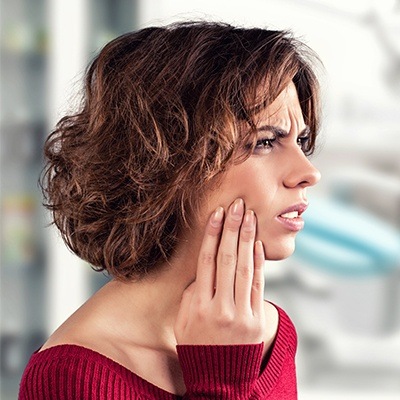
[174, 198, 266, 345]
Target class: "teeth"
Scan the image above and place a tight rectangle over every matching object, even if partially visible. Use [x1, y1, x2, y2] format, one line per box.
[281, 211, 299, 219]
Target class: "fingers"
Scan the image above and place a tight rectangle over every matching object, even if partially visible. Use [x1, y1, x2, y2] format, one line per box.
[195, 207, 224, 299]
[195, 198, 265, 314]
[214, 198, 244, 301]
[175, 199, 266, 346]
[251, 240, 265, 315]
[234, 209, 256, 312]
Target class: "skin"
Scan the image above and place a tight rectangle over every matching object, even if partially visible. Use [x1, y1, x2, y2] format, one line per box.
[40, 82, 320, 395]
[173, 80, 321, 350]
[196, 81, 321, 260]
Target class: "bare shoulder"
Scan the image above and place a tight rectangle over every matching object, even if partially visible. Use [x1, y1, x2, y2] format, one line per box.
[39, 288, 116, 354]
[39, 306, 99, 352]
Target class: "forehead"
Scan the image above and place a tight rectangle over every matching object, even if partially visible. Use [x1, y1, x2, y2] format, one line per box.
[256, 81, 305, 130]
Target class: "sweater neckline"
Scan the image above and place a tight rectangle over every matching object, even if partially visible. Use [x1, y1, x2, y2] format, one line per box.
[33, 343, 180, 399]
[31, 303, 295, 398]
[256, 304, 297, 396]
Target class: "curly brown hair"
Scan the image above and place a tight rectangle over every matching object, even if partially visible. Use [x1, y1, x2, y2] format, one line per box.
[41, 21, 321, 280]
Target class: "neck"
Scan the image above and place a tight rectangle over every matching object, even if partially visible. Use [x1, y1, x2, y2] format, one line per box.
[93, 235, 200, 354]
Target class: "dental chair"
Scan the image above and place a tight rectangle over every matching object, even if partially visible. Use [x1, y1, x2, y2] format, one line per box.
[290, 169, 400, 388]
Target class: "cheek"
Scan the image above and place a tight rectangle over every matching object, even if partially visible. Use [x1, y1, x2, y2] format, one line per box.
[202, 160, 279, 225]
[226, 165, 279, 213]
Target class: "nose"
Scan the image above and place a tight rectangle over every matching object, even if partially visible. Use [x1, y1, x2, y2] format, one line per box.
[283, 148, 321, 189]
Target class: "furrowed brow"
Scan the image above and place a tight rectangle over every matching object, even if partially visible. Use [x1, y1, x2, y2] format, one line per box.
[256, 125, 288, 138]
[257, 125, 311, 138]
[299, 126, 311, 137]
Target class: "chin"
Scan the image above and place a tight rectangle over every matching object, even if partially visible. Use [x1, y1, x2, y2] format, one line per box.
[264, 238, 296, 261]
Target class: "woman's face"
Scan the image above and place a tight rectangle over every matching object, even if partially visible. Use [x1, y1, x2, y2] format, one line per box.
[201, 81, 321, 260]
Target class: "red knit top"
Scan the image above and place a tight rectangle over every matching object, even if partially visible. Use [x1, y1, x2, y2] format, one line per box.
[19, 305, 297, 399]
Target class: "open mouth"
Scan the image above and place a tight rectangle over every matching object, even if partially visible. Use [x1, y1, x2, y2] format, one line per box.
[279, 211, 299, 219]
[276, 203, 308, 231]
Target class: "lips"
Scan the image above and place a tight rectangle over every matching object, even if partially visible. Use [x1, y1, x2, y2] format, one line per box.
[276, 203, 308, 232]
[280, 211, 299, 219]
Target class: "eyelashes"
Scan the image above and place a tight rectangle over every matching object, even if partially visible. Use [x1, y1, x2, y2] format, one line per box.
[297, 135, 312, 151]
[255, 137, 276, 151]
[251, 134, 312, 154]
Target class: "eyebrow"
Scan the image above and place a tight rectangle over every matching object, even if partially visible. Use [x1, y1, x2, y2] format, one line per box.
[257, 125, 311, 138]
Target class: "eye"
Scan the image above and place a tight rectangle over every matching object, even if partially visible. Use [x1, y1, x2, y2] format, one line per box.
[297, 134, 311, 152]
[253, 137, 276, 153]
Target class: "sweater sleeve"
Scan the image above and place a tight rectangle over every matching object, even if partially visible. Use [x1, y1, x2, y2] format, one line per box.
[177, 343, 263, 399]
[18, 346, 143, 400]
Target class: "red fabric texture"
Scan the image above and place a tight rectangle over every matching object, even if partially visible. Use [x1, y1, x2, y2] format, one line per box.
[19, 305, 297, 399]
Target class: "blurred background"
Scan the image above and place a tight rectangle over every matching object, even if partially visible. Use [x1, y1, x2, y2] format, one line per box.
[1, 0, 399, 398]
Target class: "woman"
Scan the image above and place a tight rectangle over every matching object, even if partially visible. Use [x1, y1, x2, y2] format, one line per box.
[19, 21, 321, 399]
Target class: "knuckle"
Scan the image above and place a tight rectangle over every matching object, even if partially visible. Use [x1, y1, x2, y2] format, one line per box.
[194, 301, 208, 319]
[225, 219, 241, 232]
[220, 252, 236, 266]
[200, 251, 214, 266]
[252, 278, 264, 292]
[216, 311, 234, 327]
[207, 223, 222, 237]
[240, 228, 255, 242]
[238, 264, 252, 280]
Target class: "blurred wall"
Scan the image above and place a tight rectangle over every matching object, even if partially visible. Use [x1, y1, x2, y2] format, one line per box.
[1, 0, 399, 399]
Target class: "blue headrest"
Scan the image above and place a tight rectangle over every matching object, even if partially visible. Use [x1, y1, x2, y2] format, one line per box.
[294, 198, 400, 276]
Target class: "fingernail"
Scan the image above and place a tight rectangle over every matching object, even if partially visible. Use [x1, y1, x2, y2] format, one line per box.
[210, 206, 224, 227]
[255, 240, 265, 257]
[231, 198, 244, 218]
[244, 209, 255, 227]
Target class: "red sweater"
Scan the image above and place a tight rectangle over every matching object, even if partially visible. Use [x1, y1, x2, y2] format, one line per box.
[19, 306, 297, 399]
